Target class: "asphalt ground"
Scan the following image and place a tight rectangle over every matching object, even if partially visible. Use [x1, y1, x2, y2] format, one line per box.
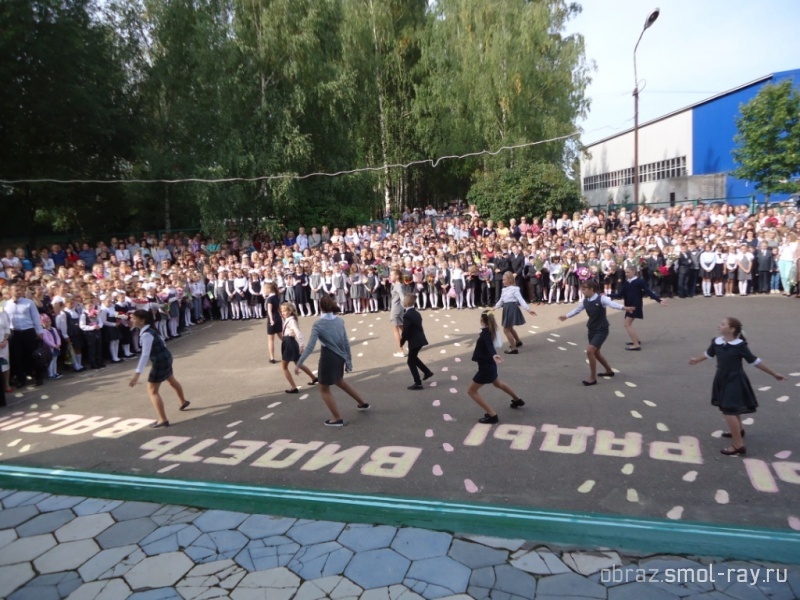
[1, 295, 799, 532]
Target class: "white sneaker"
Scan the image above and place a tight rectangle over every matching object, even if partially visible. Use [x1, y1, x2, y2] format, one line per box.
[393, 352, 406, 358]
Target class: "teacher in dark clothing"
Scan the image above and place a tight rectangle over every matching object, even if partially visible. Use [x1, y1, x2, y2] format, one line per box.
[400, 294, 434, 390]
[3, 283, 45, 387]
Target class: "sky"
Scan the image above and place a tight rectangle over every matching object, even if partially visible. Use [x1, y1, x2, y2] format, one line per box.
[565, 0, 800, 145]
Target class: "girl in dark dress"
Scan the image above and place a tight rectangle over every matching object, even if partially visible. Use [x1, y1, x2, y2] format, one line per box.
[265, 282, 282, 364]
[689, 317, 785, 456]
[613, 266, 668, 351]
[467, 310, 525, 424]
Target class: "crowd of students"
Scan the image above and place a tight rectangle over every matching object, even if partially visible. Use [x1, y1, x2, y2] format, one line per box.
[1, 201, 798, 404]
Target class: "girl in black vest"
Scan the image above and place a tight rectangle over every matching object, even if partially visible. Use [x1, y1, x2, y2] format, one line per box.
[129, 309, 190, 428]
[559, 279, 633, 386]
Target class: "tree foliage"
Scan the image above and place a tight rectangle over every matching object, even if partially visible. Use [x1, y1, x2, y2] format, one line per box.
[1, 0, 592, 241]
[732, 80, 800, 200]
[0, 0, 139, 240]
[467, 162, 584, 223]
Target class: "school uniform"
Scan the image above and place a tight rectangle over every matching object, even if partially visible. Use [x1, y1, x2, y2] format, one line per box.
[401, 306, 432, 385]
[79, 308, 104, 369]
[494, 285, 529, 328]
[564, 293, 626, 348]
[755, 249, 774, 293]
[309, 273, 323, 301]
[136, 325, 173, 383]
[293, 273, 308, 305]
[471, 327, 499, 384]
[332, 273, 348, 305]
[704, 337, 760, 415]
[612, 277, 661, 320]
[265, 294, 282, 335]
[281, 316, 303, 363]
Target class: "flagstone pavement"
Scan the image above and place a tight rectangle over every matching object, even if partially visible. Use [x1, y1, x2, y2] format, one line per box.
[0, 488, 798, 600]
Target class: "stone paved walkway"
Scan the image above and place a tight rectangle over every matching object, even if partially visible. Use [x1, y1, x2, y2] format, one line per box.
[1, 488, 798, 600]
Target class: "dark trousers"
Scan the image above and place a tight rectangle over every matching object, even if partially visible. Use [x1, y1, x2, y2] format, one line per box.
[83, 330, 103, 368]
[757, 271, 770, 293]
[677, 267, 690, 298]
[494, 279, 504, 305]
[9, 328, 43, 385]
[480, 282, 491, 306]
[407, 345, 431, 384]
[687, 269, 699, 297]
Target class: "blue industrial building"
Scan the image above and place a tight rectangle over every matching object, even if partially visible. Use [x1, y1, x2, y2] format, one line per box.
[581, 69, 800, 208]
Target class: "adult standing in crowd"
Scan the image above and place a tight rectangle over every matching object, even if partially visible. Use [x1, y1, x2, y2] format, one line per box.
[3, 283, 45, 387]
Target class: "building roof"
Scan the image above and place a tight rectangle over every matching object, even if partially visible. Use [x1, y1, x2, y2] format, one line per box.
[583, 70, 799, 149]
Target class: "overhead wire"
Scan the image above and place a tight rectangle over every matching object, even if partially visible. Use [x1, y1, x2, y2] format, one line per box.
[0, 132, 580, 185]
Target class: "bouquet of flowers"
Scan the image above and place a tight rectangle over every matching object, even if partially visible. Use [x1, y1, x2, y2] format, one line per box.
[666, 252, 679, 268]
[655, 265, 670, 278]
[576, 265, 591, 281]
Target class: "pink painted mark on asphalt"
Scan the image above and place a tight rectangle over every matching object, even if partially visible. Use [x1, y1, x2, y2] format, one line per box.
[775, 450, 792, 459]
[443, 414, 454, 421]
[449, 388, 458, 394]
[789, 516, 800, 531]
[432, 400, 441, 407]
[464, 479, 479, 493]
[443, 443, 454, 452]
[425, 429, 434, 438]
[432, 465, 444, 476]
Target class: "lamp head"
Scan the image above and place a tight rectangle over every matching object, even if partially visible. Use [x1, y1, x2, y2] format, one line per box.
[644, 8, 660, 30]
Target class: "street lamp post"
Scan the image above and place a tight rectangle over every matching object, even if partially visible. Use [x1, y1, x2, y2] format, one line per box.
[633, 8, 660, 208]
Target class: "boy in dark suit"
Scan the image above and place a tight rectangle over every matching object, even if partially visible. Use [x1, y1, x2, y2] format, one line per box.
[400, 294, 434, 390]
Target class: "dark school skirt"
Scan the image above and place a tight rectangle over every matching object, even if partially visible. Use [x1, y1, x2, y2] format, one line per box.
[473, 361, 498, 385]
[501, 303, 526, 328]
[317, 346, 345, 386]
[148, 356, 174, 383]
[267, 314, 283, 335]
[587, 327, 609, 349]
[281, 336, 301, 363]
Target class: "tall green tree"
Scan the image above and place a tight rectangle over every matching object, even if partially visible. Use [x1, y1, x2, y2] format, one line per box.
[0, 0, 139, 240]
[414, 0, 590, 206]
[732, 80, 800, 201]
[340, 0, 427, 216]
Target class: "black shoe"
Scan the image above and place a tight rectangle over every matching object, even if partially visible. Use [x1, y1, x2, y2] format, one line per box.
[179, 401, 191, 411]
[286, 388, 299, 394]
[504, 349, 518, 355]
[516, 341, 523, 348]
[308, 377, 319, 385]
[721, 429, 745, 438]
[422, 372, 434, 381]
[269, 359, 277, 364]
[324, 419, 345, 427]
[357, 403, 371, 411]
[408, 383, 423, 390]
[582, 380, 597, 386]
[510, 398, 525, 409]
[150, 421, 170, 428]
[479, 413, 499, 424]
[599, 372, 615, 378]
